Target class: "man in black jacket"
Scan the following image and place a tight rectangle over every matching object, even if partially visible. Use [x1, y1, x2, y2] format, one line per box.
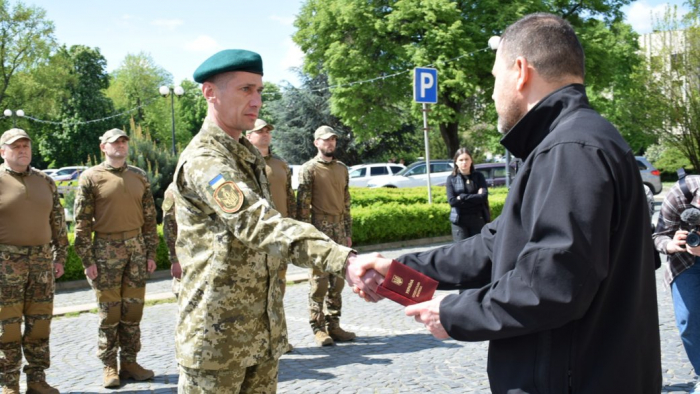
[354, 13, 661, 393]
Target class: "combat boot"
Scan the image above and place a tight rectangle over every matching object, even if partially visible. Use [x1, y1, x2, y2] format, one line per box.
[1, 384, 20, 394]
[119, 361, 154, 381]
[327, 323, 356, 342]
[103, 363, 120, 388]
[26, 381, 59, 394]
[314, 330, 334, 346]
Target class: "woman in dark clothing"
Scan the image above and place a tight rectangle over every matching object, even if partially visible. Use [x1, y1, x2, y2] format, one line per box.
[446, 148, 489, 241]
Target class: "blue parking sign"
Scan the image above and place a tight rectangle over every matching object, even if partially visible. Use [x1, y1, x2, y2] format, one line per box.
[414, 67, 438, 104]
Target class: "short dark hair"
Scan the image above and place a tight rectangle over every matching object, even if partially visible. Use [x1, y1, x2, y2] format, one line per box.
[452, 147, 475, 176]
[500, 13, 585, 82]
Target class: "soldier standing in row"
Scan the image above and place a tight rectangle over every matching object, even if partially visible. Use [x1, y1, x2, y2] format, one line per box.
[73, 128, 158, 388]
[246, 118, 296, 352]
[162, 183, 182, 297]
[172, 49, 379, 393]
[0, 129, 67, 394]
[297, 126, 355, 346]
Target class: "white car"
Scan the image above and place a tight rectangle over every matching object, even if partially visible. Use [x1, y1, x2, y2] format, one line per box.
[349, 163, 405, 187]
[41, 169, 58, 177]
[366, 160, 454, 188]
[290, 165, 300, 190]
[51, 166, 88, 182]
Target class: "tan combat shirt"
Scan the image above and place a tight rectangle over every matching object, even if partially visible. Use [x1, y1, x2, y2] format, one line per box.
[172, 118, 352, 370]
[263, 154, 295, 218]
[296, 155, 352, 237]
[0, 164, 68, 262]
[73, 162, 158, 268]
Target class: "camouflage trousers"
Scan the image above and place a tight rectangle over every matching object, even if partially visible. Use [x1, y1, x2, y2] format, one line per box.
[178, 358, 279, 394]
[87, 235, 147, 365]
[308, 218, 347, 332]
[0, 244, 54, 387]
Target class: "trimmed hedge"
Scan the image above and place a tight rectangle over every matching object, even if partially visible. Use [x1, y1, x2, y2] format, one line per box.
[59, 187, 509, 282]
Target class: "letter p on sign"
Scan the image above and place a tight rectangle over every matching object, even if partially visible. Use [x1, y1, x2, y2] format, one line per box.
[413, 67, 438, 104]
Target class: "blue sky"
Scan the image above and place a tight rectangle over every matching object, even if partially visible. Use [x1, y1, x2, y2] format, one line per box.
[23, 0, 689, 88]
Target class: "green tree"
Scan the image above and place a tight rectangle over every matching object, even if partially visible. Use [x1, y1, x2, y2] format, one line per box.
[0, 1, 55, 109]
[294, 0, 636, 158]
[107, 52, 171, 130]
[37, 45, 115, 167]
[175, 79, 207, 145]
[643, 5, 700, 170]
[269, 72, 422, 165]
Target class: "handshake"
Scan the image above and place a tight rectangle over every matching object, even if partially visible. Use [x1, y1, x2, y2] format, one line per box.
[344, 253, 448, 339]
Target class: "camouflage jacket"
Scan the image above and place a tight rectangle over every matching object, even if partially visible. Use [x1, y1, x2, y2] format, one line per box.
[296, 155, 352, 237]
[172, 118, 352, 370]
[0, 164, 68, 264]
[73, 162, 159, 268]
[162, 183, 178, 265]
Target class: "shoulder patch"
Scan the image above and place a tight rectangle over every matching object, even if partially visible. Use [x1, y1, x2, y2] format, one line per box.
[213, 181, 244, 213]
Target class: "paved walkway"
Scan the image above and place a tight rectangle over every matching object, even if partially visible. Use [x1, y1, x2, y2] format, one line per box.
[35, 234, 697, 392]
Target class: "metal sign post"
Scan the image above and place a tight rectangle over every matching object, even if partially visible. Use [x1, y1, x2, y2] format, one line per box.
[414, 67, 438, 204]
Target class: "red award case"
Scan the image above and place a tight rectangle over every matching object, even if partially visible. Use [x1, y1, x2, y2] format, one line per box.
[376, 260, 438, 306]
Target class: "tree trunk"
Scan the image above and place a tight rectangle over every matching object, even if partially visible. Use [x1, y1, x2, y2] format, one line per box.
[439, 121, 460, 159]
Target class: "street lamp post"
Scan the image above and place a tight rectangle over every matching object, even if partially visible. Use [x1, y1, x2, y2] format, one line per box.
[159, 86, 184, 154]
[3, 109, 25, 127]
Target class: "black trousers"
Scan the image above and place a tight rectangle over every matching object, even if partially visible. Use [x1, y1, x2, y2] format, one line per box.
[451, 214, 486, 242]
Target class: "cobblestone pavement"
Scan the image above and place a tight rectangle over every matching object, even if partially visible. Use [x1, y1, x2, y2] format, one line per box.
[31, 242, 698, 393]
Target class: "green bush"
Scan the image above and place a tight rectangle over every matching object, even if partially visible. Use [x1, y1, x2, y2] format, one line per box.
[58, 188, 510, 281]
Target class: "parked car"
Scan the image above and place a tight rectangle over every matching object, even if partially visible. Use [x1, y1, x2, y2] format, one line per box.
[435, 162, 516, 187]
[366, 160, 454, 188]
[474, 162, 516, 187]
[41, 169, 58, 177]
[290, 164, 300, 190]
[51, 166, 87, 182]
[636, 156, 662, 195]
[349, 163, 406, 187]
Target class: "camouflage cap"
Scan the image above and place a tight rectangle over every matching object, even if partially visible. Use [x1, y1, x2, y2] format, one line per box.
[0, 128, 31, 145]
[100, 128, 129, 143]
[193, 49, 264, 83]
[246, 119, 274, 135]
[314, 125, 339, 140]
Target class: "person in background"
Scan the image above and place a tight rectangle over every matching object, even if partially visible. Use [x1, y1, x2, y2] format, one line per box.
[246, 118, 296, 353]
[297, 125, 355, 347]
[0, 128, 67, 394]
[162, 183, 181, 298]
[653, 176, 700, 394]
[73, 128, 158, 388]
[446, 147, 489, 242]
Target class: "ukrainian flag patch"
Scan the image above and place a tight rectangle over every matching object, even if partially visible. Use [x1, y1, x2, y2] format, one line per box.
[209, 174, 226, 189]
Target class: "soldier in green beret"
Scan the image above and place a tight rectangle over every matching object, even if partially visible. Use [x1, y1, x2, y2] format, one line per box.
[171, 49, 382, 392]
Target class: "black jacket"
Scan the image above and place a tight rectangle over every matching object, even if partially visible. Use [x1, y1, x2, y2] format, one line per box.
[398, 84, 661, 393]
[446, 171, 490, 223]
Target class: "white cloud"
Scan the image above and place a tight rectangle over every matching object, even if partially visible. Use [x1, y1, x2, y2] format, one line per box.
[625, 1, 684, 33]
[270, 15, 295, 26]
[152, 19, 184, 30]
[280, 38, 305, 76]
[184, 35, 222, 52]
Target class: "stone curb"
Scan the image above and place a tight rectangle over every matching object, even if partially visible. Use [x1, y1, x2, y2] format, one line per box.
[52, 235, 453, 317]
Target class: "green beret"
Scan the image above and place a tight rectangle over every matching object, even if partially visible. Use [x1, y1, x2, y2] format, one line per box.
[193, 49, 264, 83]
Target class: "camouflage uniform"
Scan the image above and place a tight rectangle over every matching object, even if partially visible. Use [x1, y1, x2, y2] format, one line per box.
[172, 118, 352, 391]
[263, 154, 296, 295]
[296, 155, 352, 334]
[0, 164, 67, 389]
[162, 183, 180, 297]
[73, 162, 158, 366]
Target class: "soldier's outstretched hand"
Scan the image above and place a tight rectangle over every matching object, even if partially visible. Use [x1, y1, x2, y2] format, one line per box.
[345, 253, 384, 302]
